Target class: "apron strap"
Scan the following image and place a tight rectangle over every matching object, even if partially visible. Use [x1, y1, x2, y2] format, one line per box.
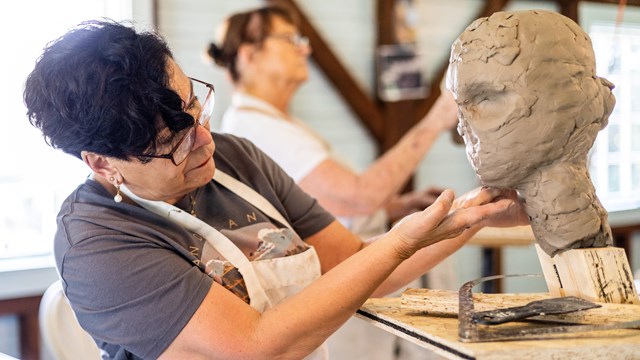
[118, 185, 255, 270]
[213, 170, 292, 230]
[118, 173, 290, 310]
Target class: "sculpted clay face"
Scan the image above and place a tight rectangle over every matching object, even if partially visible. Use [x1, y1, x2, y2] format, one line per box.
[446, 10, 616, 256]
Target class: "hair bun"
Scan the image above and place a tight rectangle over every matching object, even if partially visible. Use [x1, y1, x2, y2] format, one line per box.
[207, 42, 226, 66]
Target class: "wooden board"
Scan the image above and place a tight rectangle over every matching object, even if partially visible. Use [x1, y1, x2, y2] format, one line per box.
[356, 290, 640, 360]
[535, 245, 640, 304]
[467, 225, 535, 247]
[400, 288, 640, 324]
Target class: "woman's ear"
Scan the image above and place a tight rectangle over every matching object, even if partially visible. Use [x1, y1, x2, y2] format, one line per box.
[81, 151, 120, 181]
[236, 43, 257, 69]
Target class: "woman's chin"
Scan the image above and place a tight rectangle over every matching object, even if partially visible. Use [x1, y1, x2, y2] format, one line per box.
[191, 157, 215, 185]
[201, 158, 216, 177]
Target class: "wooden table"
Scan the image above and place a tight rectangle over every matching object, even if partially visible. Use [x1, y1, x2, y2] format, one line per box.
[357, 295, 640, 360]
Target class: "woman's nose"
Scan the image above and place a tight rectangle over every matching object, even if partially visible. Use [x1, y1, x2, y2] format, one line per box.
[192, 121, 213, 150]
[300, 43, 312, 56]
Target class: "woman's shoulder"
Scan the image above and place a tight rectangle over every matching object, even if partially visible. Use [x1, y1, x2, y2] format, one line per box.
[213, 132, 262, 156]
[212, 132, 276, 174]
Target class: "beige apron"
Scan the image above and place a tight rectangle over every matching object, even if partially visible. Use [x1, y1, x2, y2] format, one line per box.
[120, 170, 328, 359]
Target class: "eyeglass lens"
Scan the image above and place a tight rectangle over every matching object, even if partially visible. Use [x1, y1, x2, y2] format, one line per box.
[172, 85, 215, 165]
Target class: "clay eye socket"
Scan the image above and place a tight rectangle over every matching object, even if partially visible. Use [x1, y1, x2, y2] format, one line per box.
[462, 90, 519, 131]
[459, 93, 498, 114]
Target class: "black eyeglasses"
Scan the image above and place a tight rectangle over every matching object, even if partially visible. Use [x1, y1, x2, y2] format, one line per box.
[268, 33, 310, 48]
[136, 77, 215, 166]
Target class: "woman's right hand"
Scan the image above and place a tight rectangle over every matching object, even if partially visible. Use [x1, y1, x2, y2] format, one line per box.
[387, 187, 527, 259]
[417, 91, 459, 134]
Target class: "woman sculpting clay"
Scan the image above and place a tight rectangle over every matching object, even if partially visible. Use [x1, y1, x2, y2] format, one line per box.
[446, 10, 616, 256]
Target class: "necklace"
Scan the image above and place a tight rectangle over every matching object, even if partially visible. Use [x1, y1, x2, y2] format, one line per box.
[188, 189, 199, 217]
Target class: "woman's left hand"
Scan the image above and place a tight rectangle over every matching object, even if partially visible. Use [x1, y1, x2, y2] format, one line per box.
[387, 187, 529, 258]
[451, 187, 529, 229]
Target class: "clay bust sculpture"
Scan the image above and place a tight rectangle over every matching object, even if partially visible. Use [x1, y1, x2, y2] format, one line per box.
[446, 10, 616, 256]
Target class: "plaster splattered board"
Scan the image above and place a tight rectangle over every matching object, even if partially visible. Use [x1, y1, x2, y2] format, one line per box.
[400, 288, 638, 325]
[356, 291, 640, 360]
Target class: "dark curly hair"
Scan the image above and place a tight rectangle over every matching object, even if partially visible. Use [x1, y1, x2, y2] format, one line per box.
[24, 19, 195, 161]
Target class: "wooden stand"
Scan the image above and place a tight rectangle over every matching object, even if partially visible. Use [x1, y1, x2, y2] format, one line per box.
[535, 245, 640, 304]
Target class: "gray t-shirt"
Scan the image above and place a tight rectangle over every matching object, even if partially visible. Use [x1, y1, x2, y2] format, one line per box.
[55, 134, 334, 359]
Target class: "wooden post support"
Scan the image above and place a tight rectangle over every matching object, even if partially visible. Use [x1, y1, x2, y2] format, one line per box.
[535, 245, 640, 304]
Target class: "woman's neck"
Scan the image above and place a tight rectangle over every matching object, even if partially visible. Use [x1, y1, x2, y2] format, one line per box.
[237, 79, 298, 115]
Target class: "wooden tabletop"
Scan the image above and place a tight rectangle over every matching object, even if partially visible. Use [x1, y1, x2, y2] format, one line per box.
[357, 290, 640, 360]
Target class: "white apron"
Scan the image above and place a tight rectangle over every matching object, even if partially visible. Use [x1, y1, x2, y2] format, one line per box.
[120, 170, 328, 359]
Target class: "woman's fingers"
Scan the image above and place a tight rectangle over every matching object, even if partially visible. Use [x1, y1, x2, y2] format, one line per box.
[477, 197, 530, 228]
[390, 187, 528, 258]
[389, 189, 456, 258]
[454, 187, 518, 210]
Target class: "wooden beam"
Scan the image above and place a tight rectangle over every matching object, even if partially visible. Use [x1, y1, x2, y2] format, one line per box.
[152, 0, 159, 30]
[276, 0, 385, 143]
[376, 0, 419, 152]
[557, 0, 579, 21]
[377, 0, 396, 45]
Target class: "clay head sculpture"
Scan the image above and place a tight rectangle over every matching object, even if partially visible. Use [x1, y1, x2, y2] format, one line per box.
[446, 10, 616, 256]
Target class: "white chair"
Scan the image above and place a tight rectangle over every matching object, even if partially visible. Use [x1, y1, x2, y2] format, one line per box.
[39, 280, 102, 360]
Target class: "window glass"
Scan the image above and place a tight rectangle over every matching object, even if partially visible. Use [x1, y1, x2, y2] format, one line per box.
[583, 3, 640, 212]
[608, 164, 621, 193]
[0, 0, 132, 259]
[608, 124, 621, 152]
[633, 124, 640, 152]
[632, 163, 640, 191]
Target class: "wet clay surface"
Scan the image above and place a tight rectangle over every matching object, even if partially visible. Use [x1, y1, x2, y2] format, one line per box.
[446, 10, 615, 256]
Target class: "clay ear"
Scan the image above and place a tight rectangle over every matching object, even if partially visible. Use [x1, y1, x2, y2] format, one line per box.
[598, 76, 615, 91]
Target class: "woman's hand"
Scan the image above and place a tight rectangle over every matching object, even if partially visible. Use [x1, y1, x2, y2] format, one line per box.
[384, 187, 446, 222]
[387, 187, 528, 259]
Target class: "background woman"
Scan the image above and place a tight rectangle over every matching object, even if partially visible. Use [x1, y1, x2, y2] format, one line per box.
[210, 4, 459, 240]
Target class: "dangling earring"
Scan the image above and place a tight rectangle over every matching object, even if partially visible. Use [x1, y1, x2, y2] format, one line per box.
[114, 184, 123, 203]
[110, 177, 123, 203]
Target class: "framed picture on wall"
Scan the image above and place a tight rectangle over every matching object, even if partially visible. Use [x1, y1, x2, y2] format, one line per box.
[376, 44, 428, 102]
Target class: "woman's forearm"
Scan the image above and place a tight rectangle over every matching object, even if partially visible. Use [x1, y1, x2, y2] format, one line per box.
[371, 226, 480, 297]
